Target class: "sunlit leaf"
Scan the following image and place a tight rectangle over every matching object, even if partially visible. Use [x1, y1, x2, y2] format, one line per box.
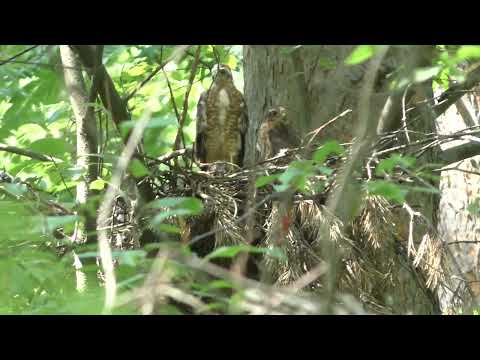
[89, 179, 106, 190]
[345, 45, 377, 65]
[457, 45, 480, 60]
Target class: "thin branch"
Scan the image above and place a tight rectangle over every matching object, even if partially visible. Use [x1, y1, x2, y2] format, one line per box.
[124, 61, 170, 102]
[304, 109, 352, 148]
[447, 241, 480, 245]
[0, 145, 53, 162]
[174, 46, 201, 151]
[0, 45, 40, 66]
[0, 59, 80, 70]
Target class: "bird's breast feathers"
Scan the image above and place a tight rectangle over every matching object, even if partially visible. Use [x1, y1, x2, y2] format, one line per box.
[216, 88, 230, 127]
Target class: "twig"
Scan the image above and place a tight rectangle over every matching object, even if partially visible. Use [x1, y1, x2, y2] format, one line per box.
[174, 46, 201, 151]
[403, 203, 422, 257]
[163, 69, 182, 126]
[447, 241, 480, 245]
[401, 84, 412, 143]
[49, 156, 74, 199]
[304, 109, 352, 147]
[0, 59, 79, 70]
[124, 56, 177, 103]
[0, 45, 40, 66]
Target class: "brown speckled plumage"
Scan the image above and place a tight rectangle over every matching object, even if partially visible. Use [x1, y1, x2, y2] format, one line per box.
[195, 64, 248, 166]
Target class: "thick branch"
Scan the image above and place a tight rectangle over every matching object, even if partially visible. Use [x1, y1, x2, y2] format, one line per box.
[438, 141, 480, 164]
[71, 46, 129, 136]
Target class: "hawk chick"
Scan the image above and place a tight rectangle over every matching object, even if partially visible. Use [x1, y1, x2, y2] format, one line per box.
[257, 106, 300, 161]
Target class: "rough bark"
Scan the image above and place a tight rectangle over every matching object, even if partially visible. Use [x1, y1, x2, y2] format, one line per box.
[60, 45, 101, 293]
[436, 87, 480, 313]
[60, 45, 99, 244]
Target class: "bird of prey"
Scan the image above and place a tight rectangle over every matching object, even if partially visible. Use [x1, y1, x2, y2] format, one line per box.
[195, 64, 248, 168]
[257, 106, 300, 161]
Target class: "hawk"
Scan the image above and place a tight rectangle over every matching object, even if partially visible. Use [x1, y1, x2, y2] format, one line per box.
[195, 64, 248, 167]
[257, 106, 300, 161]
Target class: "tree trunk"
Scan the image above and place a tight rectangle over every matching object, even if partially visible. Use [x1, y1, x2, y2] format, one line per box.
[60, 45, 100, 292]
[243, 45, 441, 314]
[436, 86, 480, 313]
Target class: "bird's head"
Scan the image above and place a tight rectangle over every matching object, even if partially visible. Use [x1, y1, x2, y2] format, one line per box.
[265, 106, 288, 127]
[213, 64, 233, 82]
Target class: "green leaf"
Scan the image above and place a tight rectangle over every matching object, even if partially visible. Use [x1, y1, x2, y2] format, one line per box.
[89, 179, 106, 190]
[276, 166, 305, 191]
[255, 175, 279, 188]
[207, 280, 235, 290]
[345, 45, 377, 65]
[366, 181, 408, 204]
[457, 46, 480, 60]
[313, 141, 344, 164]
[376, 154, 416, 175]
[128, 159, 150, 178]
[205, 245, 287, 262]
[154, 223, 182, 234]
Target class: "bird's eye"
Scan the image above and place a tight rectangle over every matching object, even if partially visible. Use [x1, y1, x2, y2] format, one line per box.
[268, 110, 278, 117]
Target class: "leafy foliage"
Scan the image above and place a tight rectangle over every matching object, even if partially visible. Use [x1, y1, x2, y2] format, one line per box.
[0, 45, 242, 314]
